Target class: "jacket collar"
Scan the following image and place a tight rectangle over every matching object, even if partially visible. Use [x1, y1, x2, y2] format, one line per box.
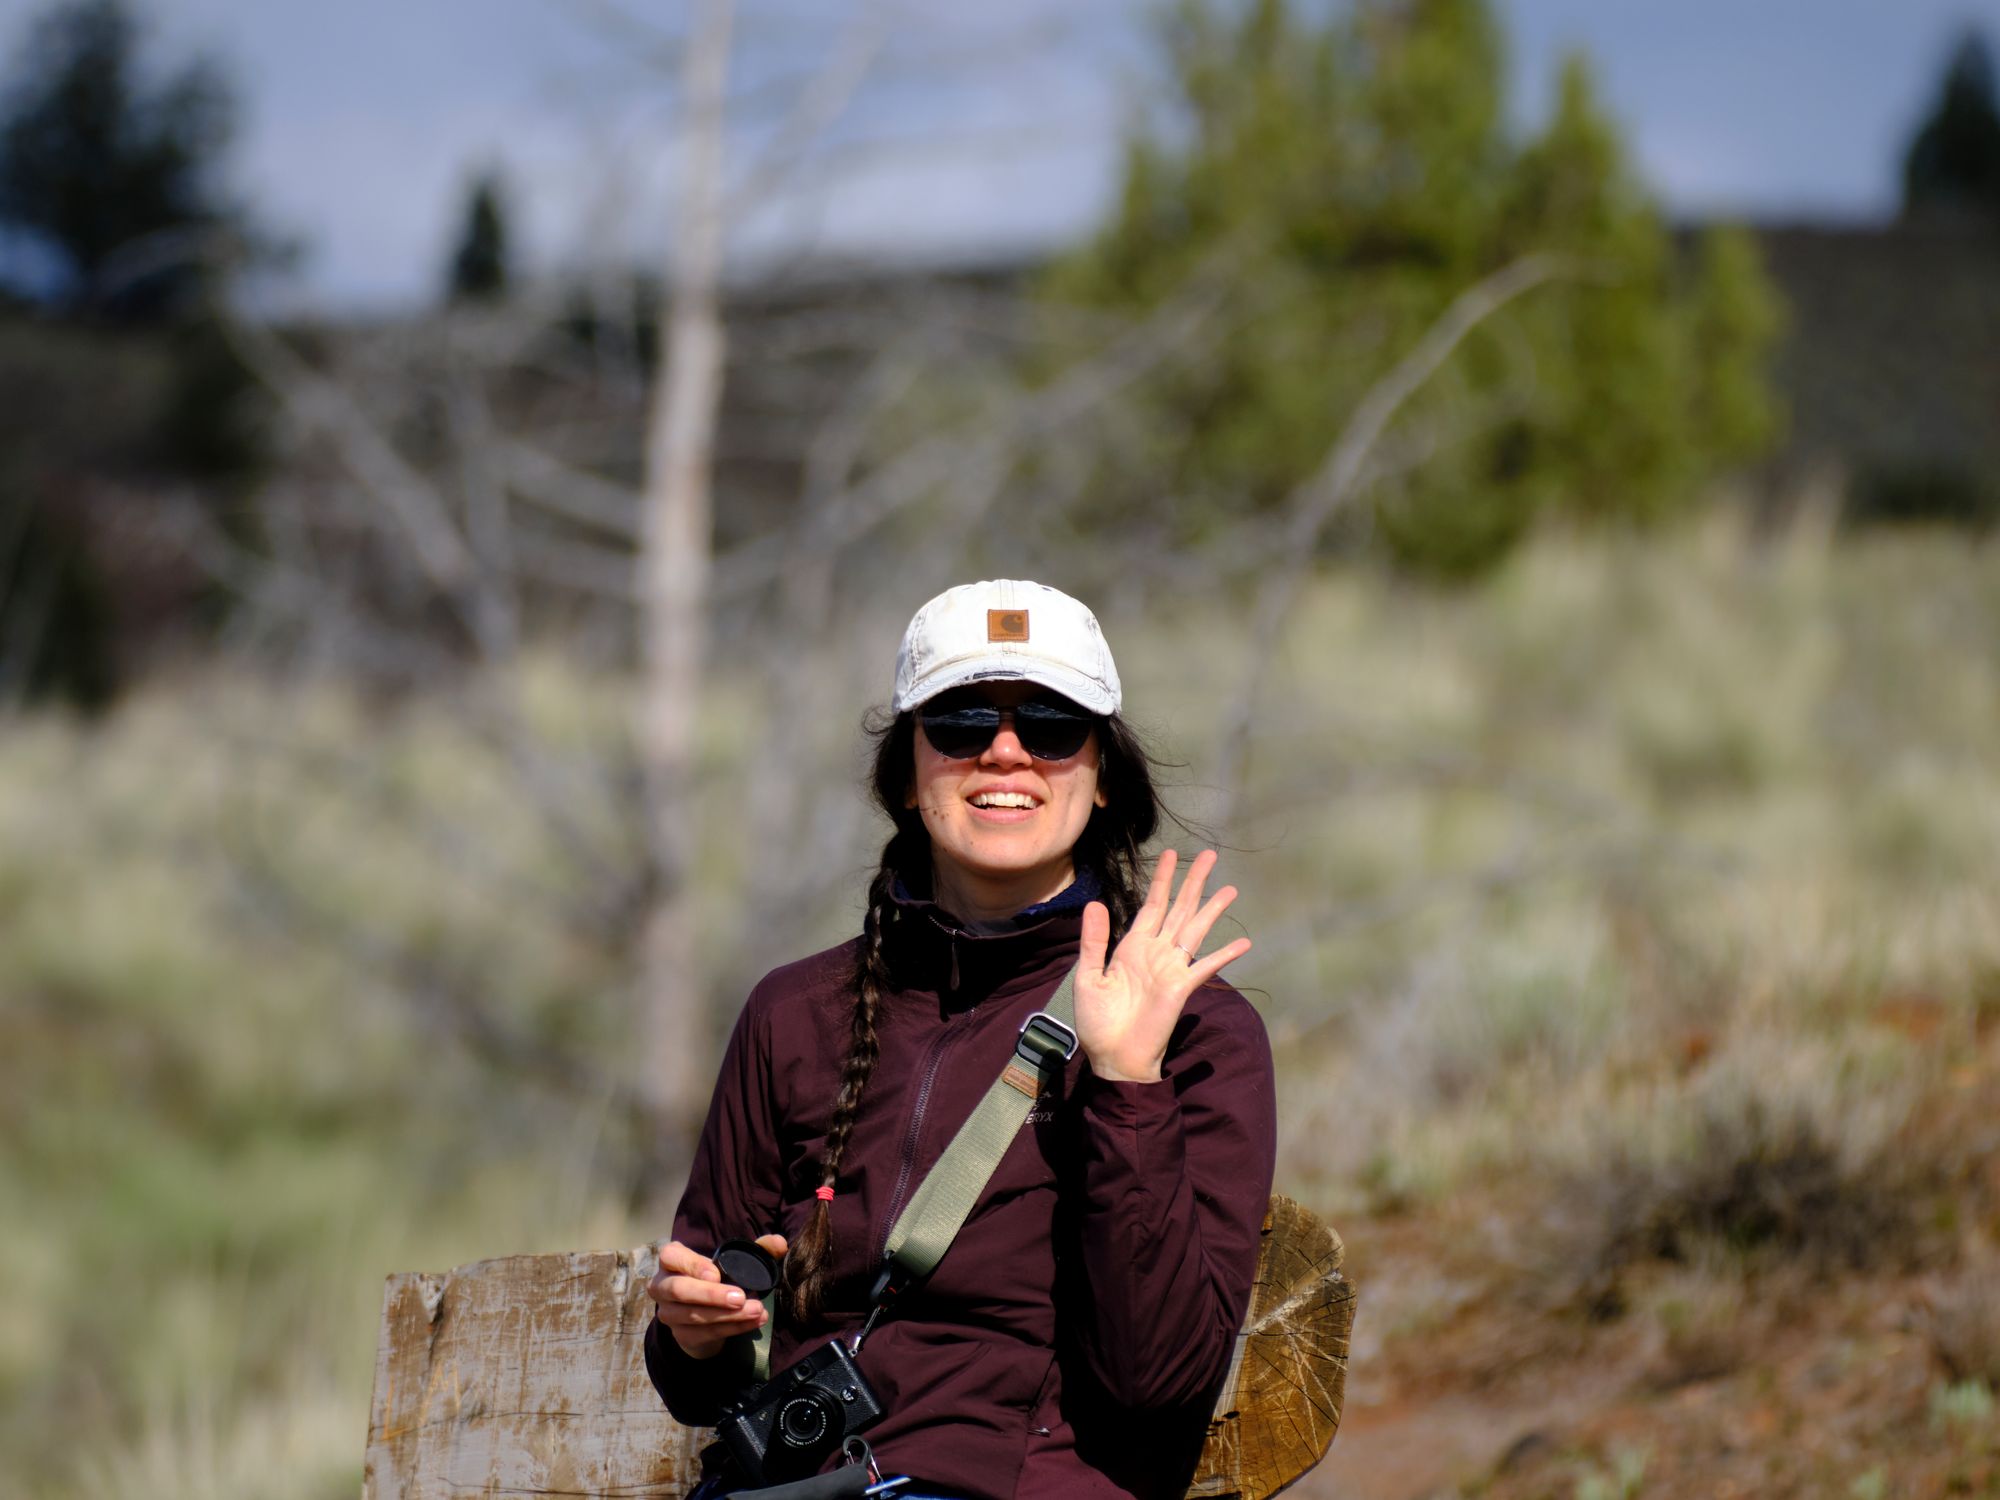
[883, 868, 1095, 1004]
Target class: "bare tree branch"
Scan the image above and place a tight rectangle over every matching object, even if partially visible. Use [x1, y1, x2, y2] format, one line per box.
[715, 236, 1244, 607]
[725, 0, 892, 221]
[1211, 254, 1572, 819]
[222, 317, 480, 601]
[500, 439, 644, 542]
[448, 367, 523, 659]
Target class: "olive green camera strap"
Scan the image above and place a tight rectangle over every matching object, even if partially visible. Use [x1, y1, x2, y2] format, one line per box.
[748, 973, 1081, 1377]
[877, 968, 1079, 1294]
[750, 1295, 774, 1381]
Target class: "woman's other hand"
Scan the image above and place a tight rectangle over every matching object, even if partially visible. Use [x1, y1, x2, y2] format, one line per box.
[647, 1234, 788, 1359]
[1075, 848, 1251, 1083]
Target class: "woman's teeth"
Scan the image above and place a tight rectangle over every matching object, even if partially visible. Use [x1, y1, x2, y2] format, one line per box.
[970, 791, 1038, 809]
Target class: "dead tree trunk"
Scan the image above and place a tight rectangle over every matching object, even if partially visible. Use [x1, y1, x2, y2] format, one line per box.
[637, 0, 734, 1147]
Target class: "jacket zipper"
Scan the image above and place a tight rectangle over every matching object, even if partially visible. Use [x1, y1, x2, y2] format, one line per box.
[878, 1006, 971, 1257]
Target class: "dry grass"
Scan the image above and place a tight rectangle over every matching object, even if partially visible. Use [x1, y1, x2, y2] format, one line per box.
[1930, 1257, 2000, 1388]
[1627, 1250, 1760, 1389]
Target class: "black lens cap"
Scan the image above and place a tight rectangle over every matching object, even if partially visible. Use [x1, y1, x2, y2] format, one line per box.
[711, 1239, 779, 1298]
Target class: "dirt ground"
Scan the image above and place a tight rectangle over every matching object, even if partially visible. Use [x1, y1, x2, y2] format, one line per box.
[1306, 1272, 1989, 1498]
[1283, 987, 2000, 1500]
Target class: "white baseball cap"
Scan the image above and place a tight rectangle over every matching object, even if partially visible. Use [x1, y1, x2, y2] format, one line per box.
[892, 579, 1122, 715]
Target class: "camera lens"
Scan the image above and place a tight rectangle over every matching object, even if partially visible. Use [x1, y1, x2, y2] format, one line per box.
[775, 1392, 836, 1452]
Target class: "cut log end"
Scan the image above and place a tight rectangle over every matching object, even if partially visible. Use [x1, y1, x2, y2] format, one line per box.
[1187, 1195, 1355, 1500]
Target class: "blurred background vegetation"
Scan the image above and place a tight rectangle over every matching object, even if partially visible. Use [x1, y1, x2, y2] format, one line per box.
[2, 1, 1998, 1497]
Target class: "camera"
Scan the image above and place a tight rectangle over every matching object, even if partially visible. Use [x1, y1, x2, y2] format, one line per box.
[716, 1337, 885, 1486]
[703, 1238, 885, 1487]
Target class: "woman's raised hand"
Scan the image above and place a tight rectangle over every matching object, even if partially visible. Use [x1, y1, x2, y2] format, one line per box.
[1075, 849, 1251, 1083]
[647, 1234, 788, 1359]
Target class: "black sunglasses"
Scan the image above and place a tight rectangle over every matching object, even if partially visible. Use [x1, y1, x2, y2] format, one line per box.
[917, 689, 1098, 761]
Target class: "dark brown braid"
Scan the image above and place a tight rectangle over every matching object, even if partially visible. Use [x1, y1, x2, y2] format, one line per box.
[782, 832, 912, 1325]
[780, 707, 1163, 1326]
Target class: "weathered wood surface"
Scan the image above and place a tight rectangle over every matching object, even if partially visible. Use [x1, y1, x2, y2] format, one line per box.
[363, 1245, 701, 1499]
[365, 1198, 1352, 1499]
[1188, 1196, 1354, 1500]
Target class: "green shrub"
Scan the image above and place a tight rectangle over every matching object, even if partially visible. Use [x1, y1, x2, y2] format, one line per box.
[1038, 1, 1784, 575]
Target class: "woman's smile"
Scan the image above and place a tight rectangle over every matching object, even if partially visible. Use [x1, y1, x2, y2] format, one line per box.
[964, 782, 1044, 820]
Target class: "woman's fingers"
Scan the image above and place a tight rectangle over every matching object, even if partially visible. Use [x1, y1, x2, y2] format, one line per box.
[660, 1295, 767, 1328]
[660, 1273, 751, 1311]
[647, 1238, 779, 1357]
[1186, 936, 1252, 991]
[1161, 849, 1216, 938]
[657, 1240, 717, 1281]
[650, 1239, 770, 1322]
[650, 1273, 768, 1334]
[1080, 900, 1111, 975]
[1135, 848, 1177, 936]
[1173, 880, 1239, 960]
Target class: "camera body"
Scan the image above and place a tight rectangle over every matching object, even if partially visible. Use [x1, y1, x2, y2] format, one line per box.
[717, 1337, 884, 1486]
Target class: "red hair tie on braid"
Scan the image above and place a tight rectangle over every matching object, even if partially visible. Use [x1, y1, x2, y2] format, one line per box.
[815, 1186, 835, 1202]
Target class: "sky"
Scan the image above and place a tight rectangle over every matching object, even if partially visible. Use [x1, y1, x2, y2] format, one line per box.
[4, 0, 1993, 311]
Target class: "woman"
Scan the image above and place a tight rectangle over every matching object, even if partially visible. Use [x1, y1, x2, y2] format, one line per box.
[644, 579, 1277, 1500]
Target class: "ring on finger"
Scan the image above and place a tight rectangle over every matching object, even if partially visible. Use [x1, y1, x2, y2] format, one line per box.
[1172, 941, 1194, 963]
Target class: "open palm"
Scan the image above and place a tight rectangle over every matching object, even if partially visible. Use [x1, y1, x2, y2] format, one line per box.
[1075, 849, 1252, 1083]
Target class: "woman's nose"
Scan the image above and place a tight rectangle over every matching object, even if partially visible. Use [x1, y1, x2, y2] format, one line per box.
[979, 712, 1032, 766]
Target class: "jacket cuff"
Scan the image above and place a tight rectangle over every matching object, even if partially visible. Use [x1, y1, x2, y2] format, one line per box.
[643, 1316, 758, 1428]
[1080, 1071, 1181, 1126]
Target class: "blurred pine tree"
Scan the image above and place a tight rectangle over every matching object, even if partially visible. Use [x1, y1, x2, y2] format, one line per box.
[0, 0, 240, 318]
[1902, 29, 2000, 226]
[1039, 0, 1785, 577]
[1683, 223, 1787, 469]
[0, 2, 267, 709]
[447, 172, 511, 303]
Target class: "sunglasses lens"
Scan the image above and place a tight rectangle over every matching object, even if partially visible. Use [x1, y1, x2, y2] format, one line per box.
[920, 701, 1002, 759]
[1012, 698, 1094, 760]
[918, 693, 1094, 761]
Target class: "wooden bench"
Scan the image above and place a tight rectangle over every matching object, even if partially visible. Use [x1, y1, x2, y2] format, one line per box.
[363, 1194, 1352, 1500]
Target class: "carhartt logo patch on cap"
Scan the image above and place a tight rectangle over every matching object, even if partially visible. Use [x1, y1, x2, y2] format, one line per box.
[988, 609, 1029, 642]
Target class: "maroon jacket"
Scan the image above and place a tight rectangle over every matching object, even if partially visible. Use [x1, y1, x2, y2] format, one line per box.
[644, 886, 1277, 1500]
